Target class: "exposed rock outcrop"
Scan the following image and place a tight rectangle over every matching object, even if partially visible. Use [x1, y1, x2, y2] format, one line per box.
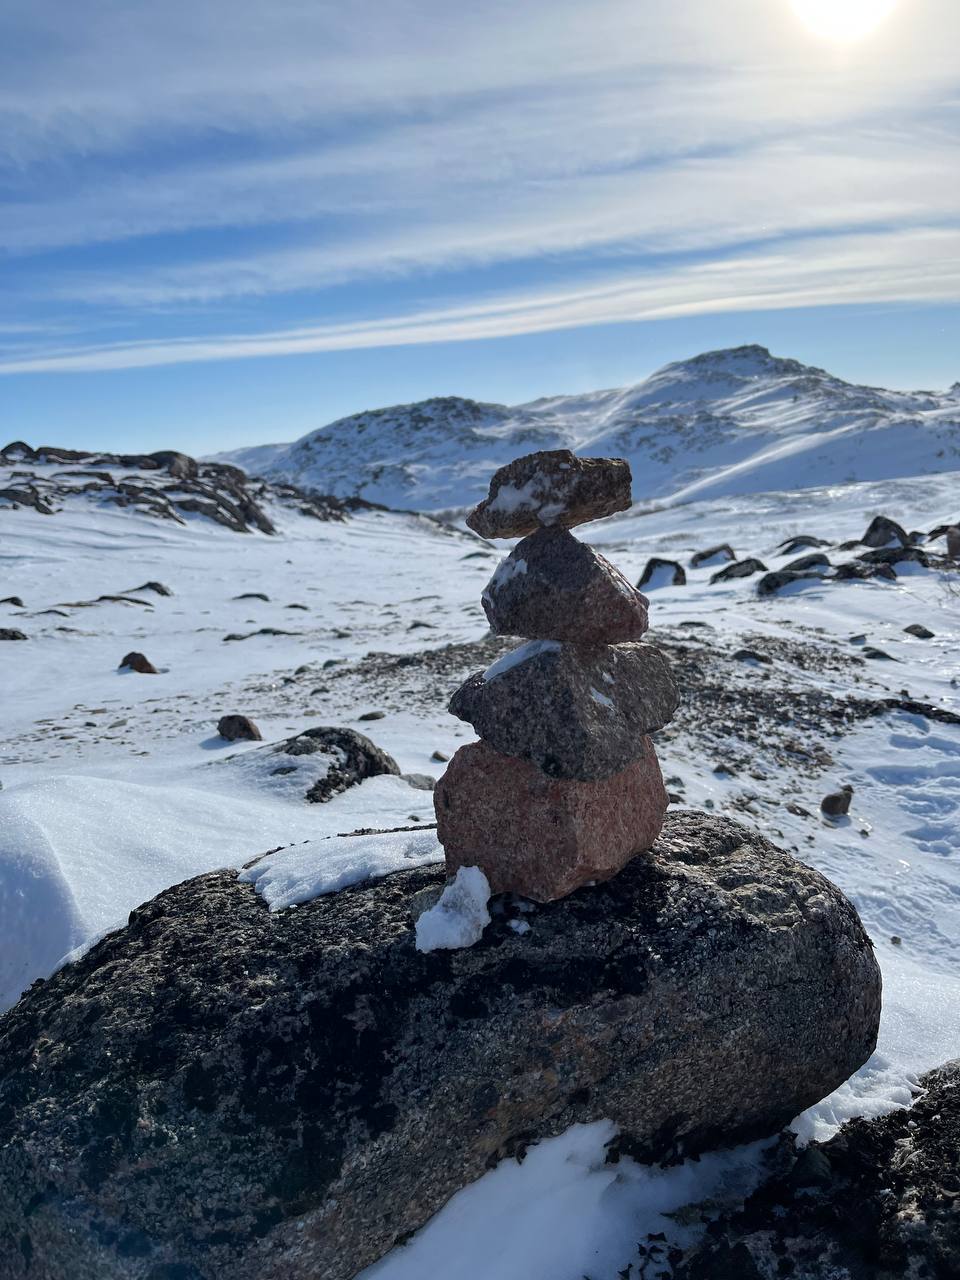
[0, 812, 881, 1280]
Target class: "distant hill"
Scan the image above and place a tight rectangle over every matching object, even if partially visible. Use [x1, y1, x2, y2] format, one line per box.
[213, 345, 960, 512]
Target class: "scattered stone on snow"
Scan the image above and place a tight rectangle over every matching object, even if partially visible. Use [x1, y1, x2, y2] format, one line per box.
[128, 581, 173, 596]
[401, 772, 436, 791]
[272, 725, 400, 802]
[710, 556, 768, 584]
[430, 749, 450, 762]
[0, 812, 882, 1280]
[358, 710, 386, 721]
[903, 623, 935, 639]
[466, 448, 632, 539]
[0, 627, 27, 641]
[638, 557, 686, 588]
[233, 592, 270, 601]
[690, 542, 736, 568]
[782, 552, 831, 573]
[118, 651, 157, 673]
[216, 715, 263, 742]
[862, 647, 897, 661]
[0, 595, 24, 607]
[820, 784, 853, 817]
[756, 568, 824, 596]
[833, 560, 897, 582]
[860, 514, 910, 548]
[776, 535, 831, 554]
[947, 525, 960, 559]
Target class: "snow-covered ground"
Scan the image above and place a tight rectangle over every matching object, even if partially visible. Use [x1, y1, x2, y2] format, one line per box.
[2, 457, 959, 1279]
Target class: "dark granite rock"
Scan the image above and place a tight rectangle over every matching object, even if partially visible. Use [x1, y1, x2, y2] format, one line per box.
[833, 560, 897, 582]
[903, 623, 935, 639]
[638, 557, 687, 588]
[0, 812, 881, 1280]
[466, 449, 632, 539]
[676, 1059, 960, 1280]
[710, 557, 768, 584]
[757, 569, 825, 596]
[776, 535, 831, 554]
[0, 596, 25, 607]
[449, 640, 679, 780]
[271, 725, 400, 802]
[128, 581, 173, 597]
[118, 651, 157, 673]
[860, 514, 909, 548]
[690, 543, 736, 568]
[0, 627, 27, 641]
[436, 736, 667, 899]
[859, 546, 930, 569]
[216, 715, 262, 742]
[481, 526, 648, 645]
[821, 784, 853, 817]
[783, 552, 831, 573]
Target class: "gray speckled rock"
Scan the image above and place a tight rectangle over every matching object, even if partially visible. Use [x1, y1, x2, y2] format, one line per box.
[0, 812, 880, 1280]
[481, 526, 649, 645]
[465, 449, 632, 539]
[449, 640, 679, 780]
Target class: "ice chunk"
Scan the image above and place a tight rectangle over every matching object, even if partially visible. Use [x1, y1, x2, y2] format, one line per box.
[415, 866, 491, 952]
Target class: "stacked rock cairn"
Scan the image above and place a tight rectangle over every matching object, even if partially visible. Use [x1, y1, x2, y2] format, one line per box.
[435, 449, 680, 902]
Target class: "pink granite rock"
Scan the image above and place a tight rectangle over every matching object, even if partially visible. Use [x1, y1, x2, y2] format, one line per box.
[434, 737, 668, 901]
[466, 450, 632, 540]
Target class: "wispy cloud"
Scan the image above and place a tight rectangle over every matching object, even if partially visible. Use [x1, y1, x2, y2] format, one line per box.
[4, 226, 958, 376]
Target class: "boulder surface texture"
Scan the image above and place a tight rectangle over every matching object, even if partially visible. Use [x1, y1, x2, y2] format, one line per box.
[677, 1058, 960, 1280]
[466, 448, 632, 539]
[0, 812, 881, 1280]
[449, 639, 679, 780]
[436, 736, 668, 899]
[481, 526, 649, 645]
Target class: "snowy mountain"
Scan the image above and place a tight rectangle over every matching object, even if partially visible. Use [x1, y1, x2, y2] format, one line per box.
[215, 346, 960, 512]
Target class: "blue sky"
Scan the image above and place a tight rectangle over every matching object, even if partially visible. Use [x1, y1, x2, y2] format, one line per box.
[1, 0, 958, 453]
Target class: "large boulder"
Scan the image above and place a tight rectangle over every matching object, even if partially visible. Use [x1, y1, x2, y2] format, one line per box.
[466, 449, 632, 539]
[0, 812, 880, 1280]
[481, 526, 649, 645]
[677, 1059, 960, 1280]
[449, 640, 680, 780]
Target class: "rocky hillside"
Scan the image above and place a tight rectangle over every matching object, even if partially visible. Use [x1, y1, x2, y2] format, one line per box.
[215, 345, 960, 512]
[0, 440, 370, 533]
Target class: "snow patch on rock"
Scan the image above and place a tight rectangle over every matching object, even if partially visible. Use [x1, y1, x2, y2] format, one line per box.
[415, 865, 491, 952]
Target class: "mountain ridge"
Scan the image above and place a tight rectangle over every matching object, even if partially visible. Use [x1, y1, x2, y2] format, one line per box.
[213, 344, 960, 513]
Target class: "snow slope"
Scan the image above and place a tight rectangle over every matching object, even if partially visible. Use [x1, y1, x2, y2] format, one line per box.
[215, 346, 960, 511]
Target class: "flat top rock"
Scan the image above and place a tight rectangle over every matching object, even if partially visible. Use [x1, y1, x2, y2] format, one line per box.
[466, 449, 632, 539]
[449, 638, 679, 780]
[0, 812, 880, 1280]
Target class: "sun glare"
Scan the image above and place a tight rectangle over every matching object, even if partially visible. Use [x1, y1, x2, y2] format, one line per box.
[790, 0, 899, 42]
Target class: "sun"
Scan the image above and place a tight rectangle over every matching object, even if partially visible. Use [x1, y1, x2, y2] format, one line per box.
[789, 0, 899, 42]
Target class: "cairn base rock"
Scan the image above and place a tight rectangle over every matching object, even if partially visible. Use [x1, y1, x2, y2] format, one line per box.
[0, 813, 880, 1280]
[435, 737, 668, 900]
